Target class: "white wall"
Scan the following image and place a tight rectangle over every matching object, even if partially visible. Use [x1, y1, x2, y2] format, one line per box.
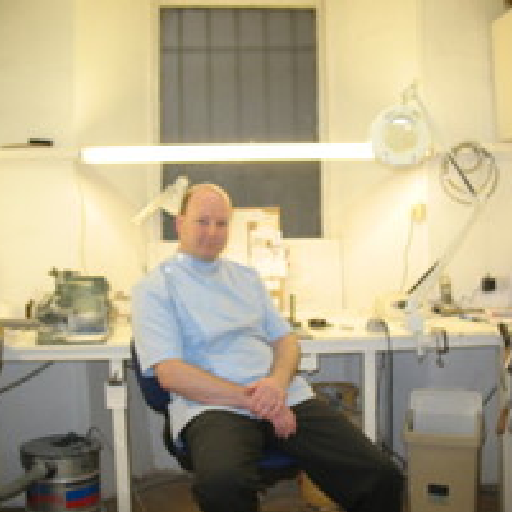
[325, 0, 508, 312]
[0, 0, 147, 504]
[1, 0, 511, 503]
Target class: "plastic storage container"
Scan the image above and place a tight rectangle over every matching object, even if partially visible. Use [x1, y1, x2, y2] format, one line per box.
[404, 388, 483, 512]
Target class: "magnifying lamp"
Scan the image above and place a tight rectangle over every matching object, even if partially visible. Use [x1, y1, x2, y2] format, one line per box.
[371, 103, 431, 167]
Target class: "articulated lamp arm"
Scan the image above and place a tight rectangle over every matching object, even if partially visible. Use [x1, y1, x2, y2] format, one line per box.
[403, 152, 487, 341]
[404, 195, 484, 335]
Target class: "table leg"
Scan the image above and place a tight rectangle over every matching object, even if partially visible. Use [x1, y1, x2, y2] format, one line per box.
[107, 359, 132, 512]
[363, 350, 377, 442]
[501, 348, 512, 512]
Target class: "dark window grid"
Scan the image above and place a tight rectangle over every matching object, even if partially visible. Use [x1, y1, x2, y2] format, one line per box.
[162, 49, 315, 143]
[161, 9, 315, 50]
[161, 10, 315, 144]
[161, 45, 316, 51]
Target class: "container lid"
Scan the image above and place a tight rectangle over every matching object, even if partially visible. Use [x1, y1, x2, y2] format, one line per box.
[21, 433, 101, 459]
[410, 388, 482, 415]
[410, 388, 482, 436]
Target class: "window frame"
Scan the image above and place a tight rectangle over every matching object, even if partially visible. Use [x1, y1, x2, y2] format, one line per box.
[146, 0, 326, 243]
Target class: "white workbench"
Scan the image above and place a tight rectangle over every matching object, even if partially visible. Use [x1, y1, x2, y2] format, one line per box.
[2, 320, 133, 512]
[298, 316, 504, 441]
[2, 315, 508, 512]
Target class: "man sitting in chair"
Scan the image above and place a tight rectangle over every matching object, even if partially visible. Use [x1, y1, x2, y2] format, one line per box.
[131, 183, 404, 512]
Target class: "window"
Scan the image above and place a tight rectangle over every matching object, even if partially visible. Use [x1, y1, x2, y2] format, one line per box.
[160, 8, 320, 238]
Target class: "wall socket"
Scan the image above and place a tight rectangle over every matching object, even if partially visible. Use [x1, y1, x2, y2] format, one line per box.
[481, 275, 496, 292]
[411, 203, 427, 223]
[481, 275, 510, 293]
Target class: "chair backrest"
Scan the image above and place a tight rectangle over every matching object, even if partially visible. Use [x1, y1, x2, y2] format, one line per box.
[131, 341, 194, 470]
[130, 341, 170, 413]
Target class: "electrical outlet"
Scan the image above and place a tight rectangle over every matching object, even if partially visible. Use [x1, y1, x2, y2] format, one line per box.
[481, 275, 496, 292]
[411, 203, 426, 223]
[481, 275, 510, 293]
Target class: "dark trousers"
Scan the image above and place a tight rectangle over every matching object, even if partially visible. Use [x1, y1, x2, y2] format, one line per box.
[183, 398, 404, 512]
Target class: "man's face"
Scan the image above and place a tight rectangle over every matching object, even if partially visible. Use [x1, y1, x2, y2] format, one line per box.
[175, 188, 231, 261]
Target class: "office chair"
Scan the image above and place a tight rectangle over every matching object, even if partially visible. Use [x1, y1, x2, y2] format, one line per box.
[130, 342, 300, 488]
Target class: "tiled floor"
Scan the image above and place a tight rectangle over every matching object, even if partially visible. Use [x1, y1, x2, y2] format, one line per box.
[3, 472, 499, 512]
[116, 472, 500, 512]
[107, 473, 500, 512]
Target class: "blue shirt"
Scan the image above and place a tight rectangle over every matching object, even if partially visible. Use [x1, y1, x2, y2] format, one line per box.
[131, 252, 313, 440]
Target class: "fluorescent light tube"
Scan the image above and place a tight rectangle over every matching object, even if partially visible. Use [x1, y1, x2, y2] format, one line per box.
[81, 142, 375, 164]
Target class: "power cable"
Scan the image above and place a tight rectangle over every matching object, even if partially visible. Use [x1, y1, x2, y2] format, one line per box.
[374, 320, 406, 470]
[0, 362, 53, 394]
[440, 141, 499, 206]
[400, 215, 415, 292]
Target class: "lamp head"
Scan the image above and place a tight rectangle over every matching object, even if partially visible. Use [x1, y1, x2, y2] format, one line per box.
[370, 104, 431, 167]
[131, 175, 189, 225]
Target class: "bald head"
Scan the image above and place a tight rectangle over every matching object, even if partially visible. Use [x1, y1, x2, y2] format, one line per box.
[179, 183, 232, 215]
[175, 183, 232, 261]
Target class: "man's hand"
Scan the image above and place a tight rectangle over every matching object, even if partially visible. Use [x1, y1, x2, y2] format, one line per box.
[269, 406, 297, 439]
[246, 377, 297, 439]
[246, 376, 286, 419]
